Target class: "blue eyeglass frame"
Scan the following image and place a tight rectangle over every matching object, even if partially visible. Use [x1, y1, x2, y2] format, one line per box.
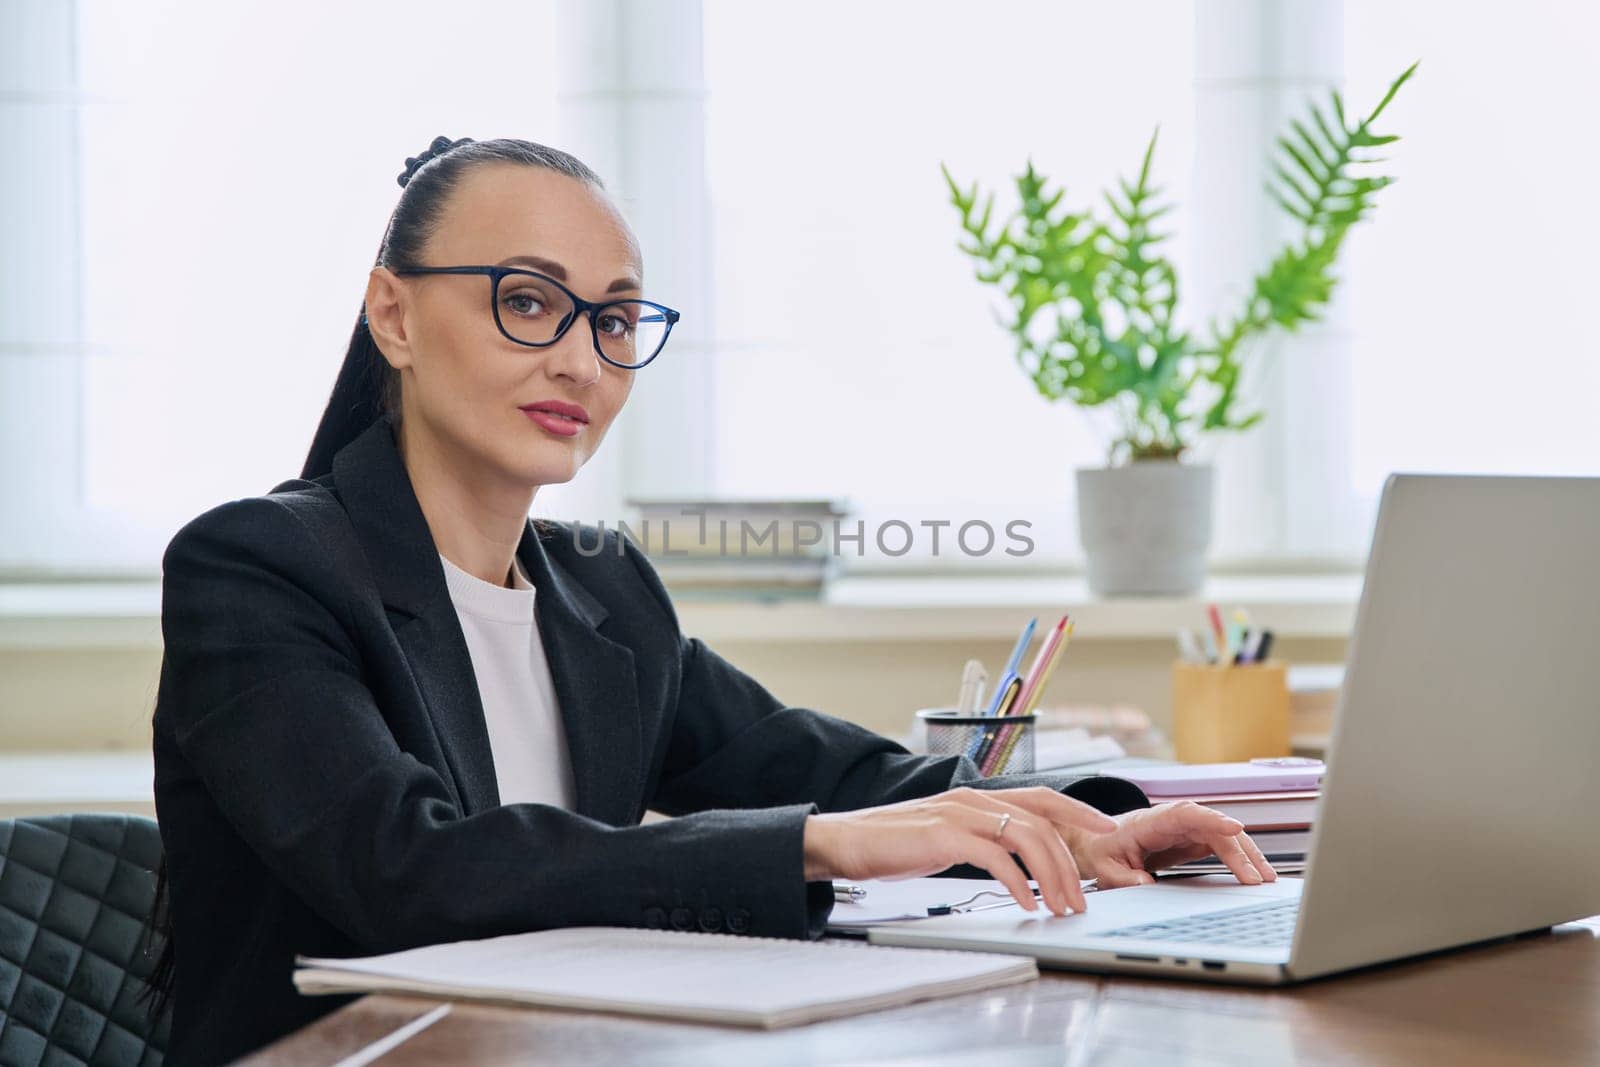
[391, 264, 682, 370]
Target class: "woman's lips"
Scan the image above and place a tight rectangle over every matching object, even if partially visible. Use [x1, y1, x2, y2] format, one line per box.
[521, 407, 586, 437]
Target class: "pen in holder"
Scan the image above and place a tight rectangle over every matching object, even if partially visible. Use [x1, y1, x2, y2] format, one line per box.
[918, 708, 1037, 776]
[1171, 659, 1291, 763]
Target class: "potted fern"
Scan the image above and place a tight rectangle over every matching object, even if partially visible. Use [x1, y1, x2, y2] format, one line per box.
[942, 63, 1417, 595]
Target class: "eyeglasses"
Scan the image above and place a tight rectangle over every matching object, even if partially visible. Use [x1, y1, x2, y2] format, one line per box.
[391, 265, 681, 370]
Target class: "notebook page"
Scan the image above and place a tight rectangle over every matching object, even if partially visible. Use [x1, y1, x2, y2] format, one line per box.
[295, 925, 1037, 1027]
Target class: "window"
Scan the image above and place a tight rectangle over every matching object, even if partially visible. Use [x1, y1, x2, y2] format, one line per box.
[13, 2, 1592, 577]
[29, 0, 560, 572]
[702, 1, 1197, 569]
[1342, 0, 1600, 495]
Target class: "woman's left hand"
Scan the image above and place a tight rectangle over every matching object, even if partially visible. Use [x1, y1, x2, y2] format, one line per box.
[1067, 800, 1279, 888]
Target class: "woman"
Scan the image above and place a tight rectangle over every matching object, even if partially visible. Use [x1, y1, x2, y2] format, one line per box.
[145, 136, 1275, 1065]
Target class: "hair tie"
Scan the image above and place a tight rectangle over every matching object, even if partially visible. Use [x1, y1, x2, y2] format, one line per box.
[396, 135, 475, 188]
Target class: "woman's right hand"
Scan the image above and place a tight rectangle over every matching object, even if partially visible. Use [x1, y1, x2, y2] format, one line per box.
[802, 786, 1119, 916]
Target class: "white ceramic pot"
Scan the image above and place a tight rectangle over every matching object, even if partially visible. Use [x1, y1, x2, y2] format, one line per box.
[1075, 462, 1213, 596]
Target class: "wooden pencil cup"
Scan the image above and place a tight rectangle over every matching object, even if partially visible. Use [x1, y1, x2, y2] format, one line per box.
[1171, 659, 1291, 763]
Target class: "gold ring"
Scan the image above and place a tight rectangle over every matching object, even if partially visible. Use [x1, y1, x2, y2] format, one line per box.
[993, 812, 1012, 843]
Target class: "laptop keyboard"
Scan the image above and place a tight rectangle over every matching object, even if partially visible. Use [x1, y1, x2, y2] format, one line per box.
[1099, 898, 1300, 948]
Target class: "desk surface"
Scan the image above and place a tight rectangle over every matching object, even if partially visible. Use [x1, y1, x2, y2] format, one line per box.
[241, 915, 1600, 1066]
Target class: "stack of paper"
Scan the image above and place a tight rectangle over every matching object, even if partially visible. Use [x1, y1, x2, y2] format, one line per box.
[293, 925, 1037, 1029]
[1034, 726, 1126, 770]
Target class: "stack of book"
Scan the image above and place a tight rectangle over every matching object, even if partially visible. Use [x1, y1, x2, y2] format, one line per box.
[623, 498, 849, 600]
[1114, 762, 1323, 875]
[1162, 788, 1319, 868]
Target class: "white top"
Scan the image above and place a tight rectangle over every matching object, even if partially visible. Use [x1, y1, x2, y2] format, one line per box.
[438, 551, 577, 809]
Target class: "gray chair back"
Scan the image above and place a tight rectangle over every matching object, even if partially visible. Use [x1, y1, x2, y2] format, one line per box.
[0, 814, 171, 1066]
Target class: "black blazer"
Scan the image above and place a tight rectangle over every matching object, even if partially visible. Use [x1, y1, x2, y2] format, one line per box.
[151, 412, 1148, 1065]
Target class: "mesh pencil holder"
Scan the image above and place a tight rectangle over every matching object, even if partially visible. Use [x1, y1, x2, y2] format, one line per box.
[918, 708, 1037, 777]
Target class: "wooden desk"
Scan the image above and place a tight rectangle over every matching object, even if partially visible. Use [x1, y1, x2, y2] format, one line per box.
[241, 916, 1600, 1066]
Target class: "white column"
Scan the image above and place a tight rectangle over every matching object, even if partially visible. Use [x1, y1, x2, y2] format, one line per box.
[549, 0, 716, 528]
[1191, 0, 1357, 566]
[0, 0, 140, 574]
[0, 0, 88, 573]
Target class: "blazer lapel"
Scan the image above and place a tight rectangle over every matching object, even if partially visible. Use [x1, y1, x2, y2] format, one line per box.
[517, 523, 644, 828]
[331, 414, 500, 816]
[329, 413, 644, 828]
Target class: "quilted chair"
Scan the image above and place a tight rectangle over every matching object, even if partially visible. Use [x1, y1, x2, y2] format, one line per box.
[0, 814, 171, 1066]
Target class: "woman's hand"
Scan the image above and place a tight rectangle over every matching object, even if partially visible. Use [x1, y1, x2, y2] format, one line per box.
[1065, 800, 1279, 888]
[802, 785, 1118, 916]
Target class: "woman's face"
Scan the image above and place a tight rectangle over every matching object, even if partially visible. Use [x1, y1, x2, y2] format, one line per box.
[369, 163, 644, 489]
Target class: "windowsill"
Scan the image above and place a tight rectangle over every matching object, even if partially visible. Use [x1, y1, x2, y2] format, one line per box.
[0, 752, 156, 817]
[0, 581, 164, 649]
[0, 572, 1361, 649]
[668, 572, 1360, 642]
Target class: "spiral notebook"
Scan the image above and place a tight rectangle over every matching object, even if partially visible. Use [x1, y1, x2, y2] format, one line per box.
[293, 925, 1037, 1029]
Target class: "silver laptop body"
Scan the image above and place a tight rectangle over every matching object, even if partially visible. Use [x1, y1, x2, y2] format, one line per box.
[869, 474, 1600, 984]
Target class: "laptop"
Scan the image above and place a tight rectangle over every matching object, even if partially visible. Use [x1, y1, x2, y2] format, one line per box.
[869, 474, 1600, 983]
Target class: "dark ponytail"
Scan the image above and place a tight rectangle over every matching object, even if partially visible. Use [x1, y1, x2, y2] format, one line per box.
[301, 134, 606, 479]
[299, 303, 398, 480]
[142, 133, 606, 1026]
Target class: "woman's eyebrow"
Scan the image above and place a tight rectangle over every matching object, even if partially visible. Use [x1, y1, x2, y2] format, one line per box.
[495, 254, 641, 294]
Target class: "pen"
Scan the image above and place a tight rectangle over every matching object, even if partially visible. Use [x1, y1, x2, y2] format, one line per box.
[1177, 627, 1204, 664]
[955, 658, 987, 715]
[833, 882, 867, 903]
[1201, 628, 1219, 666]
[988, 620, 1074, 774]
[1011, 616, 1068, 720]
[989, 621, 1071, 772]
[1206, 603, 1229, 663]
[1002, 617, 1038, 682]
[970, 675, 1022, 764]
[965, 616, 1037, 758]
[1254, 629, 1275, 662]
